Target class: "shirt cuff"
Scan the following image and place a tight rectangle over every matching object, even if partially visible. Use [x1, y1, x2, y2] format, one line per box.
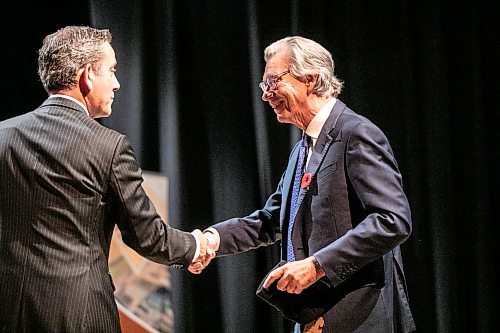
[204, 227, 220, 251]
[190, 232, 201, 262]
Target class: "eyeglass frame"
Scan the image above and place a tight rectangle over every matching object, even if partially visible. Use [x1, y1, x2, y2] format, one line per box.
[259, 70, 290, 92]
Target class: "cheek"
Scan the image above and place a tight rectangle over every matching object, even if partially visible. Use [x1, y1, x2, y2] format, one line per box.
[279, 83, 300, 101]
[283, 93, 300, 110]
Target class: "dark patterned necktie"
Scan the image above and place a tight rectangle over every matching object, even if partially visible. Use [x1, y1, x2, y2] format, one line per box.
[286, 134, 309, 262]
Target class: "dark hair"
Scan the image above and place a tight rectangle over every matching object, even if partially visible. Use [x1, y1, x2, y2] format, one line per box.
[38, 26, 112, 93]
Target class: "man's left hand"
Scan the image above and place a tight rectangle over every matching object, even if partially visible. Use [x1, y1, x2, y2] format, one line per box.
[263, 256, 326, 294]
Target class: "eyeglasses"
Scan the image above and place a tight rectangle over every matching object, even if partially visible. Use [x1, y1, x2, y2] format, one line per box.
[259, 70, 290, 92]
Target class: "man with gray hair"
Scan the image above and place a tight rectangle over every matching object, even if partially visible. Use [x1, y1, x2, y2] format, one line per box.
[0, 25, 210, 332]
[195, 36, 416, 332]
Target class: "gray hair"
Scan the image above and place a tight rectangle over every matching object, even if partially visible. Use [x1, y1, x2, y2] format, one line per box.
[38, 26, 112, 93]
[264, 36, 344, 97]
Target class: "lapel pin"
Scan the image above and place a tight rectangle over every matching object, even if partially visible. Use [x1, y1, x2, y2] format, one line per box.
[301, 173, 312, 189]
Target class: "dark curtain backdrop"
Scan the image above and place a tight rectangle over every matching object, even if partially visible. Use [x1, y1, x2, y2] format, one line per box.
[2, 1, 498, 332]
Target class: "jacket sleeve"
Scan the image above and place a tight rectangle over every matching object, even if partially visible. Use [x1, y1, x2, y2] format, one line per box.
[211, 172, 285, 256]
[109, 136, 196, 268]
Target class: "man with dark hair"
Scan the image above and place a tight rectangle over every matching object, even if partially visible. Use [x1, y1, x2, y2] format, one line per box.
[0, 26, 208, 332]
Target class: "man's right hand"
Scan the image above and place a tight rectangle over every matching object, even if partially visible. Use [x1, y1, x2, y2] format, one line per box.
[188, 229, 218, 274]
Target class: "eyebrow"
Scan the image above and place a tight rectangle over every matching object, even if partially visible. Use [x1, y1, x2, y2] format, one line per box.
[264, 70, 288, 80]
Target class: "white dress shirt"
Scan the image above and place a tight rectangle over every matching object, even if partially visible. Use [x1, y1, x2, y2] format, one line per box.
[304, 98, 337, 167]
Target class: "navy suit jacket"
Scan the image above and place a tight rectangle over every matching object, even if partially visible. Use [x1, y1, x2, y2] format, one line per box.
[213, 100, 416, 332]
[0, 97, 196, 332]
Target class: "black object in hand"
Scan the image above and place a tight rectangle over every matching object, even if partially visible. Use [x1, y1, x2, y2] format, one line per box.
[256, 260, 335, 324]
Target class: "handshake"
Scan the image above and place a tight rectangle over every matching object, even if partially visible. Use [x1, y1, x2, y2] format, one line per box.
[188, 229, 220, 274]
[187, 228, 326, 295]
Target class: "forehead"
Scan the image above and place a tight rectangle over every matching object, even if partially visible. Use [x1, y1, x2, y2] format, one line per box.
[263, 51, 288, 78]
[100, 42, 117, 64]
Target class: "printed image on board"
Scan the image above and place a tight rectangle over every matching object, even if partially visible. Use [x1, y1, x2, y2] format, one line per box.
[109, 172, 173, 333]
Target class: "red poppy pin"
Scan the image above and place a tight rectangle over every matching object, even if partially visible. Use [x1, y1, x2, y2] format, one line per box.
[301, 173, 312, 189]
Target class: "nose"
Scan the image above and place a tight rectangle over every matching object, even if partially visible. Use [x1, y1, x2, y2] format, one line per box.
[113, 75, 120, 92]
[261, 89, 275, 101]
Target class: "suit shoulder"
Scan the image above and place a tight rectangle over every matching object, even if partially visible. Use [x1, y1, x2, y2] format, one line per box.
[59, 110, 125, 144]
[0, 111, 36, 130]
[340, 107, 369, 125]
[89, 120, 124, 140]
[339, 108, 385, 137]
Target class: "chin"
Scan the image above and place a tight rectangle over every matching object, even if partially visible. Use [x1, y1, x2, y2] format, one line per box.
[276, 114, 291, 124]
[91, 110, 112, 119]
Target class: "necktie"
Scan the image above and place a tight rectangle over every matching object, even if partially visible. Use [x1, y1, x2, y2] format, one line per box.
[286, 134, 309, 262]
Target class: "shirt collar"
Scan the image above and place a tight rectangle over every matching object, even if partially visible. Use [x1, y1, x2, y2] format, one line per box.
[48, 94, 89, 116]
[305, 97, 337, 140]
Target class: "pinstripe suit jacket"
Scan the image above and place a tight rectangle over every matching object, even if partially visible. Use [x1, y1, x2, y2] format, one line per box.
[213, 100, 415, 332]
[0, 97, 196, 332]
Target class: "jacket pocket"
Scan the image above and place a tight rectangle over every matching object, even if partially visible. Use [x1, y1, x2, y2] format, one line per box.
[317, 162, 337, 181]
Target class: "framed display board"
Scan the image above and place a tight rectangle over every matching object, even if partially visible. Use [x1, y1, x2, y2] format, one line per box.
[109, 172, 173, 333]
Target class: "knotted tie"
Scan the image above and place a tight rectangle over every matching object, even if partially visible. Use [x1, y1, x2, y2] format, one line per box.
[286, 134, 309, 262]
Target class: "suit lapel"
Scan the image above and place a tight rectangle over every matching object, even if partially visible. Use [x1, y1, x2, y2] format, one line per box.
[306, 100, 346, 176]
[295, 100, 347, 209]
[280, 100, 347, 227]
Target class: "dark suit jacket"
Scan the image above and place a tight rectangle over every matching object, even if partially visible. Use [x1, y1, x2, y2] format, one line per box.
[212, 100, 416, 332]
[0, 97, 196, 332]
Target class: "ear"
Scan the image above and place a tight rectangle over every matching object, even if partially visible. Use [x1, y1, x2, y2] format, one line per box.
[305, 74, 318, 95]
[78, 64, 93, 96]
